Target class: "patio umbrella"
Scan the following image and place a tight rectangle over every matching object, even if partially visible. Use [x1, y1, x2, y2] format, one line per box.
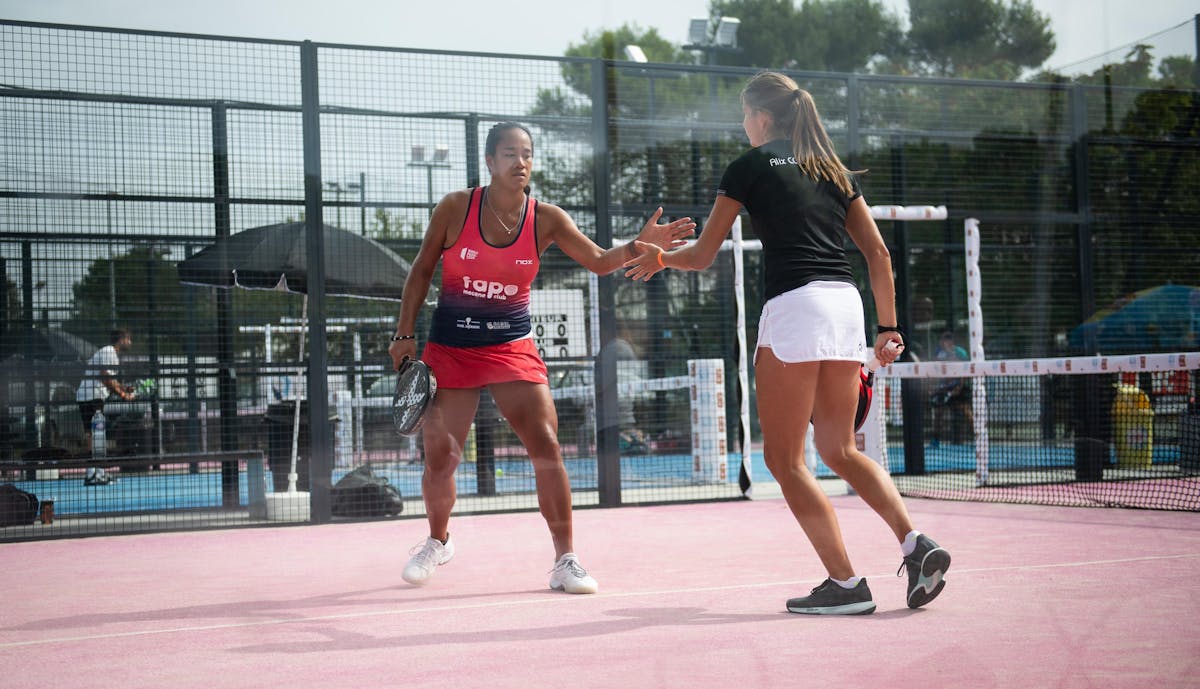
[177, 221, 408, 300]
[177, 222, 411, 498]
[1069, 284, 1200, 353]
[0, 328, 98, 363]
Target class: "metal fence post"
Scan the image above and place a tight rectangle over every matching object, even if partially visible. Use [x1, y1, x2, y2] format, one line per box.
[591, 58, 621, 507]
[211, 102, 241, 506]
[301, 40, 332, 523]
[1070, 84, 1096, 341]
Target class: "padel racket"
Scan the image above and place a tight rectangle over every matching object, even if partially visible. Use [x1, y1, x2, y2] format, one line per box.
[392, 358, 437, 437]
[856, 342, 903, 431]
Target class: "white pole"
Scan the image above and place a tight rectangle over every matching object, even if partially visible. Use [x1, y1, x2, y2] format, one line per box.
[353, 331, 364, 463]
[730, 215, 752, 494]
[965, 218, 989, 485]
[288, 295, 306, 494]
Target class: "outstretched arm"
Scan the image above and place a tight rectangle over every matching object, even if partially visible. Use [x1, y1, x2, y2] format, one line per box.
[548, 205, 695, 275]
[622, 195, 742, 281]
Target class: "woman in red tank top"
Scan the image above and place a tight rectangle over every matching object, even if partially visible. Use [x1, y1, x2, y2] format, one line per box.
[388, 122, 695, 593]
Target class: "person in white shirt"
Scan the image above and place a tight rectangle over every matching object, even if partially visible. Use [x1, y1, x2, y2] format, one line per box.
[75, 328, 135, 484]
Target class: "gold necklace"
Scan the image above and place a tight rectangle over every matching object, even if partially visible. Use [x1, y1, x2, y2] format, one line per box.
[486, 190, 524, 235]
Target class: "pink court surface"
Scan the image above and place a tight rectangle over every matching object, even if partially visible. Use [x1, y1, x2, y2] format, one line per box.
[3, 496, 1199, 689]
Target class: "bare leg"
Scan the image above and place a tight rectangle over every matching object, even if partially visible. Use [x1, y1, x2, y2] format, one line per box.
[490, 380, 573, 559]
[418, 388, 479, 541]
[755, 347, 856, 580]
[810, 360, 914, 543]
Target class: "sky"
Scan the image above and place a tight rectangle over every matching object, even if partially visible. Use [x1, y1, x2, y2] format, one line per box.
[1, 0, 1196, 75]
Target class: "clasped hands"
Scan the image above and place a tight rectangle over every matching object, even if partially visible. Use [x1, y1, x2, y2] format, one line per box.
[621, 208, 692, 281]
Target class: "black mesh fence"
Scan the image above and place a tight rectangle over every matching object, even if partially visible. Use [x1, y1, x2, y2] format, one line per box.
[1, 20, 1198, 540]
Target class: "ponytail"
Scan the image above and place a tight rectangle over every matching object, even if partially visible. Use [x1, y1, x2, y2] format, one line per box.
[789, 89, 856, 197]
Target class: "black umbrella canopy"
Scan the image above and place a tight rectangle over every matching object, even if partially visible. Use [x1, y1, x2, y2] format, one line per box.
[0, 328, 98, 362]
[177, 222, 411, 301]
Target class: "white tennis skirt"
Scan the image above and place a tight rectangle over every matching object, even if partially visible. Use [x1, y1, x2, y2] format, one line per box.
[755, 280, 867, 364]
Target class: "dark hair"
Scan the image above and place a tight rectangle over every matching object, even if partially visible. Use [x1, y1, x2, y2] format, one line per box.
[110, 328, 131, 345]
[484, 121, 534, 157]
[484, 122, 534, 194]
[940, 331, 955, 341]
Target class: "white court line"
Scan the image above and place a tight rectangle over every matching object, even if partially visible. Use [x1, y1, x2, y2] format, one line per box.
[3, 551, 1198, 650]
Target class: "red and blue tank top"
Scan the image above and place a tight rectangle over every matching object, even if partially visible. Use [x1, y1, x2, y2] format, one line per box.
[429, 186, 540, 348]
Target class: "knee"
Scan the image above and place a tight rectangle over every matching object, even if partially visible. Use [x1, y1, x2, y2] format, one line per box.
[515, 419, 561, 460]
[528, 438, 564, 473]
[814, 442, 854, 472]
[763, 447, 806, 479]
[421, 439, 463, 481]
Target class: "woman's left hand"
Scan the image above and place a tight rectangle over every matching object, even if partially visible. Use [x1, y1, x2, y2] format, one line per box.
[623, 241, 665, 282]
[635, 207, 695, 251]
[874, 333, 905, 365]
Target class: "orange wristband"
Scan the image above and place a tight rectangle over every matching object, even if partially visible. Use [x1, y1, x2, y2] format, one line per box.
[655, 251, 665, 269]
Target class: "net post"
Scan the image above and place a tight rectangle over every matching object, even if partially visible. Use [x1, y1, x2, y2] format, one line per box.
[965, 218, 989, 485]
[689, 359, 728, 484]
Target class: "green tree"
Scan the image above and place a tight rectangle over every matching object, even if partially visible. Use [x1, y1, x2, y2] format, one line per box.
[64, 247, 202, 355]
[1157, 55, 1199, 89]
[708, 0, 905, 72]
[903, 0, 1055, 78]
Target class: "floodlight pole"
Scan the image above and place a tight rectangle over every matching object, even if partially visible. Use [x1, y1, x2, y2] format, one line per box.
[409, 152, 451, 212]
[357, 172, 366, 236]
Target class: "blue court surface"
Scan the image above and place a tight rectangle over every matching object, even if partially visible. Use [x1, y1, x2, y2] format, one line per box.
[4, 441, 1178, 517]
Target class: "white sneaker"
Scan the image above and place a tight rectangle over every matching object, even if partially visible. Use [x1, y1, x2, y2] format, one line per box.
[548, 553, 598, 594]
[402, 535, 454, 585]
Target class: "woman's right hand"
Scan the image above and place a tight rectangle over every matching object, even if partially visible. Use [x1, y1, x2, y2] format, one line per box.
[388, 339, 417, 371]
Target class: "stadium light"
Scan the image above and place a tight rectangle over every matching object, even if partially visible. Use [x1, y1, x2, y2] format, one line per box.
[684, 16, 741, 65]
[715, 17, 740, 48]
[623, 44, 648, 63]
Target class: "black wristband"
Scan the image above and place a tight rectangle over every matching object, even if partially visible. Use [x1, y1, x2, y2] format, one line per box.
[876, 325, 903, 336]
[390, 334, 415, 342]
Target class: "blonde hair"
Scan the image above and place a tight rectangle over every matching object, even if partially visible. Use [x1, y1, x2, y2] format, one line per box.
[740, 71, 858, 197]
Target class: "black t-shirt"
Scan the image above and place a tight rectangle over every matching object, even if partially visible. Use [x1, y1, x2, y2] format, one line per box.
[717, 138, 862, 300]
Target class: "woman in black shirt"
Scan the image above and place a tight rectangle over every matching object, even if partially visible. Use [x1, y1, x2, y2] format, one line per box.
[624, 71, 950, 615]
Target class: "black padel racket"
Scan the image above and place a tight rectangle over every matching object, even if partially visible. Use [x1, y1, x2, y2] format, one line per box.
[392, 358, 437, 437]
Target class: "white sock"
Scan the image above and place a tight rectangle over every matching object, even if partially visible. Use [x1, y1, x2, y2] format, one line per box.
[901, 530, 921, 557]
[830, 576, 861, 589]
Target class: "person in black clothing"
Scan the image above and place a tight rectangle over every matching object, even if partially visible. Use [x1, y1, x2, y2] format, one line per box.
[623, 71, 950, 615]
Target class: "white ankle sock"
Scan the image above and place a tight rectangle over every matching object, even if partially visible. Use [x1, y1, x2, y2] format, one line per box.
[901, 530, 921, 557]
[830, 576, 861, 589]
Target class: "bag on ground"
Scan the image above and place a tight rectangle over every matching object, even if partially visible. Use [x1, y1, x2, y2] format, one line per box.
[331, 465, 403, 517]
[0, 484, 40, 527]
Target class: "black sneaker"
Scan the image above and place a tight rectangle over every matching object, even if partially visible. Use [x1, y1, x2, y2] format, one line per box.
[786, 578, 876, 615]
[899, 534, 951, 609]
